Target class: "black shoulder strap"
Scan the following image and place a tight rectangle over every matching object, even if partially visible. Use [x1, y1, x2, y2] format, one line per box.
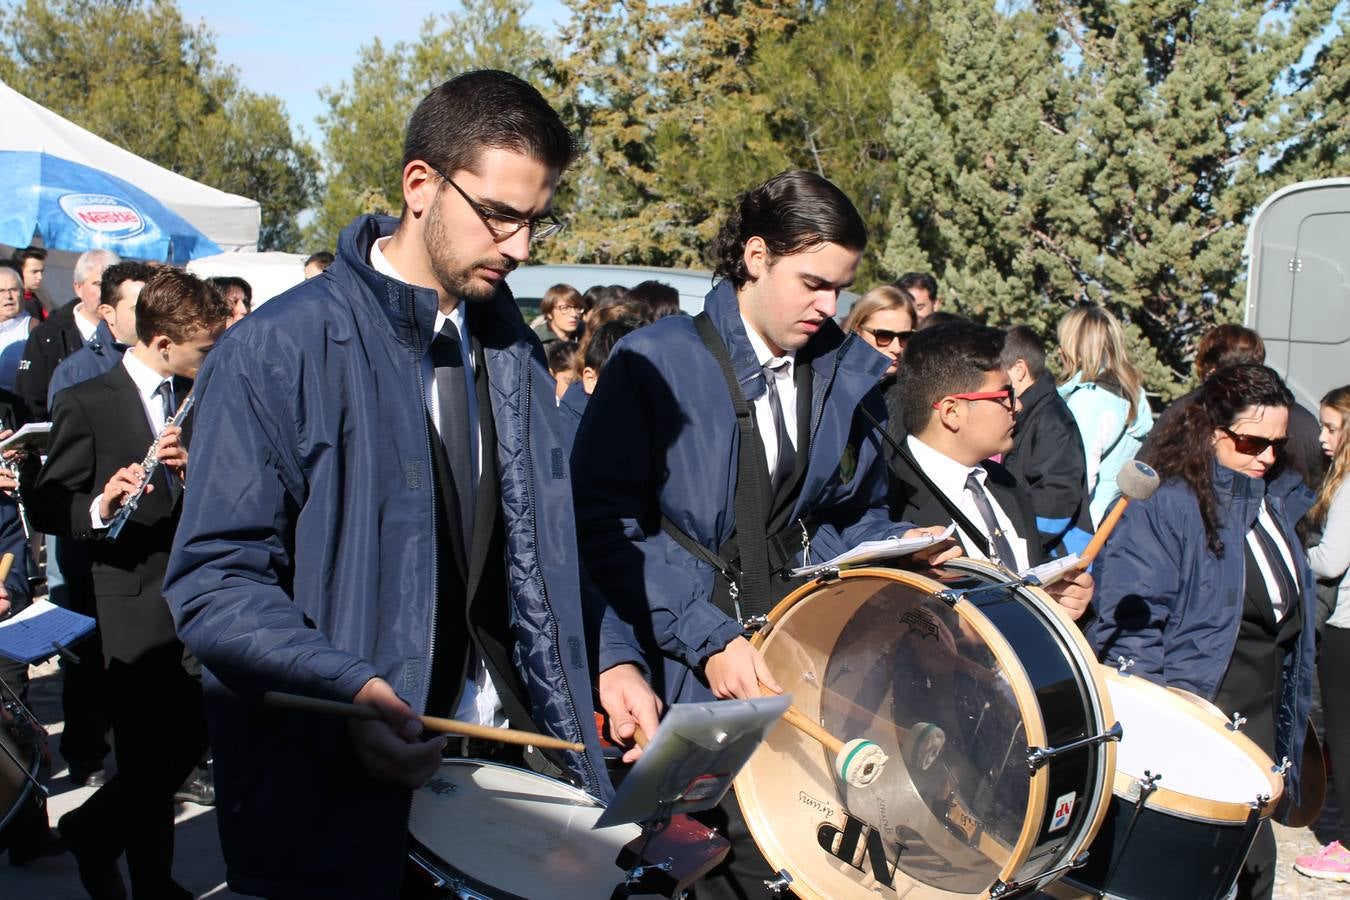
[858, 404, 992, 558]
[673, 313, 774, 620]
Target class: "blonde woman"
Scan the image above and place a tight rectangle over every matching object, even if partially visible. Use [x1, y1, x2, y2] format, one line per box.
[1056, 305, 1153, 527]
[1294, 385, 1350, 882]
[844, 285, 917, 441]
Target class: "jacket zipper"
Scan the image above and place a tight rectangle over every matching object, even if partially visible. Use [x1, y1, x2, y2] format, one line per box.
[520, 359, 600, 793]
[408, 290, 437, 718]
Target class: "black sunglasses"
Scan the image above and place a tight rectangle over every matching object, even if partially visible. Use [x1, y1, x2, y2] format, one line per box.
[861, 326, 914, 348]
[1220, 427, 1288, 456]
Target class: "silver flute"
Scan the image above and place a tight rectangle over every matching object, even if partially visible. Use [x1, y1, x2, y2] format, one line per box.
[105, 390, 195, 541]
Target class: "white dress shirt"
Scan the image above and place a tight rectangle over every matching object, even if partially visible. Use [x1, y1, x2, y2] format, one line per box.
[73, 306, 100, 344]
[740, 316, 799, 474]
[369, 237, 503, 727]
[89, 350, 178, 530]
[1246, 500, 1299, 619]
[906, 435, 1031, 572]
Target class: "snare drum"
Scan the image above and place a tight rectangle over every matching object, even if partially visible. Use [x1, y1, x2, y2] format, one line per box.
[1048, 668, 1283, 900]
[408, 759, 643, 899]
[0, 674, 47, 833]
[735, 561, 1116, 899]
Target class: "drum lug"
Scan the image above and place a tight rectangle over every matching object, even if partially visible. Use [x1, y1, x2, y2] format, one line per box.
[1272, 756, 1291, 777]
[1115, 655, 1135, 675]
[624, 856, 674, 887]
[762, 869, 794, 894]
[1227, 712, 1248, 733]
[935, 589, 960, 606]
[1026, 722, 1123, 771]
[740, 614, 771, 637]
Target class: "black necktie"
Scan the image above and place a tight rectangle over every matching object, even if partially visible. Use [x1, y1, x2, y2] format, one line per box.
[965, 471, 1018, 569]
[763, 361, 795, 494]
[430, 321, 475, 549]
[1251, 514, 1298, 619]
[155, 380, 181, 501]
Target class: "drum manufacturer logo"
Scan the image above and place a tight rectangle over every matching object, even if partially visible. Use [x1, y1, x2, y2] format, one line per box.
[1049, 791, 1076, 831]
[817, 814, 901, 888]
[899, 607, 941, 641]
[58, 193, 146, 239]
[426, 778, 457, 796]
[798, 791, 834, 818]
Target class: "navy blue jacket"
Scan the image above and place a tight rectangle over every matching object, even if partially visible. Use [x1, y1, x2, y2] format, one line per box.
[572, 281, 912, 705]
[47, 320, 123, 409]
[164, 216, 609, 899]
[1088, 464, 1317, 801]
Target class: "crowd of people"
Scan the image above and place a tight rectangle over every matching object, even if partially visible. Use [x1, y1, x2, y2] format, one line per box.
[0, 67, 1343, 900]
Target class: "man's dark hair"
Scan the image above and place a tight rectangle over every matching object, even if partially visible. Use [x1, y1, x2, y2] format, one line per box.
[136, 269, 231, 344]
[402, 70, 575, 181]
[304, 251, 334, 270]
[209, 275, 253, 310]
[627, 280, 680, 319]
[712, 170, 867, 289]
[917, 310, 966, 331]
[98, 262, 155, 308]
[896, 322, 1006, 435]
[895, 271, 938, 299]
[11, 246, 46, 265]
[1193, 324, 1265, 381]
[583, 317, 643, 372]
[1001, 325, 1048, 379]
[545, 339, 578, 374]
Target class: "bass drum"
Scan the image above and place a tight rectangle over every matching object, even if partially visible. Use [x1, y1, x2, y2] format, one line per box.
[0, 673, 47, 834]
[735, 561, 1117, 899]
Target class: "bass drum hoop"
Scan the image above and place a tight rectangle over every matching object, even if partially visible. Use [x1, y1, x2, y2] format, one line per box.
[736, 563, 1113, 899]
[0, 678, 45, 834]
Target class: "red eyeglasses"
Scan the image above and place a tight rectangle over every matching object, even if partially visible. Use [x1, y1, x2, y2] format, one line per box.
[934, 385, 1016, 411]
[1220, 427, 1288, 456]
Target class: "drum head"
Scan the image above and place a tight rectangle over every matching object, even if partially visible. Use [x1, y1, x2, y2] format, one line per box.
[737, 569, 1056, 899]
[410, 760, 641, 900]
[1104, 671, 1283, 823]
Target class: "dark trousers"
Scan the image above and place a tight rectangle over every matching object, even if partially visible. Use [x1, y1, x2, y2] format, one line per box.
[51, 537, 110, 769]
[65, 641, 208, 896]
[1321, 625, 1350, 845]
[691, 788, 788, 900]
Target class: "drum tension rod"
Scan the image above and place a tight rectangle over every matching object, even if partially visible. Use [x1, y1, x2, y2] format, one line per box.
[934, 582, 1017, 607]
[1272, 756, 1291, 777]
[1026, 722, 1123, 772]
[989, 852, 1090, 898]
[762, 869, 794, 895]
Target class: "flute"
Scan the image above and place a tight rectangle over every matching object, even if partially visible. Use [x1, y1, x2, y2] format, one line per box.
[105, 390, 195, 541]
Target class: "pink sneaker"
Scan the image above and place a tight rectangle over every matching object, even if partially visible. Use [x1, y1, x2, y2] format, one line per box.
[1294, 840, 1350, 881]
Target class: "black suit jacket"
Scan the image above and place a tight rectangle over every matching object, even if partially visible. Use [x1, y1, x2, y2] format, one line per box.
[28, 362, 192, 663]
[887, 438, 1046, 569]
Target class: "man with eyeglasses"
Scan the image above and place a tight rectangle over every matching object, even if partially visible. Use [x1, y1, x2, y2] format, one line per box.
[163, 70, 641, 898]
[887, 322, 1094, 618]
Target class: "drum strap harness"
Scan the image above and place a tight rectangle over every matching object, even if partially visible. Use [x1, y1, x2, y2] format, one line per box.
[660, 313, 812, 628]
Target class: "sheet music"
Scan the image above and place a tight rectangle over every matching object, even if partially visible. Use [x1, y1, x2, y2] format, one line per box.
[790, 524, 956, 578]
[1020, 553, 1082, 585]
[0, 599, 96, 664]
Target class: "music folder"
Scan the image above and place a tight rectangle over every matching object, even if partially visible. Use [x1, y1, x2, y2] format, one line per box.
[596, 695, 790, 828]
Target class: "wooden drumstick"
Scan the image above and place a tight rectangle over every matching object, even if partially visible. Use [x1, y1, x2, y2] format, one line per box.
[263, 691, 586, 753]
[1040, 460, 1160, 586]
[0, 552, 13, 583]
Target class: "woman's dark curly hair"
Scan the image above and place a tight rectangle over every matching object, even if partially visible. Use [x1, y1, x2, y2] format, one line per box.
[1139, 364, 1294, 556]
[712, 170, 866, 288]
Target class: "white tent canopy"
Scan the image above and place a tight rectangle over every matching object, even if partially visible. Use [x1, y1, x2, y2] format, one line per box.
[188, 251, 307, 309]
[0, 79, 261, 252]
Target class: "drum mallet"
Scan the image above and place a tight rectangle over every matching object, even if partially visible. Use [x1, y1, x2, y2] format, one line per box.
[750, 681, 892, 788]
[263, 691, 586, 753]
[1040, 459, 1160, 586]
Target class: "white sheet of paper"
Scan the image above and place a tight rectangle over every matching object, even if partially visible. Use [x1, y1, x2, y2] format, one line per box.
[789, 524, 956, 578]
[1021, 553, 1082, 585]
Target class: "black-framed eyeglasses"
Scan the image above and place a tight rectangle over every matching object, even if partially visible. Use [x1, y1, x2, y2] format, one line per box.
[861, 326, 914, 348]
[429, 164, 565, 242]
[934, 384, 1016, 411]
[1220, 427, 1288, 457]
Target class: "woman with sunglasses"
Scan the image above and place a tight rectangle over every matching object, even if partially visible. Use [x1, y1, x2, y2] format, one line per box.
[1088, 364, 1317, 900]
[1294, 385, 1350, 882]
[1056, 304, 1154, 529]
[843, 285, 917, 438]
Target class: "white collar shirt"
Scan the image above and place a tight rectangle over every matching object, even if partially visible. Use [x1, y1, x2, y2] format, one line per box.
[88, 350, 178, 530]
[740, 315, 798, 475]
[1246, 499, 1299, 619]
[906, 435, 1030, 572]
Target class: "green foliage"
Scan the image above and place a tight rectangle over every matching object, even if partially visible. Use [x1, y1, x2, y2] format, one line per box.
[0, 0, 319, 251]
[307, 0, 551, 250]
[883, 0, 1344, 397]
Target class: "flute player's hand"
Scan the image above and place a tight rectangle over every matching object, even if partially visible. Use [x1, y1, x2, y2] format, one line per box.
[99, 463, 151, 521]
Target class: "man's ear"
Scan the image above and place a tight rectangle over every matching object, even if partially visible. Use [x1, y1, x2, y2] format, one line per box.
[742, 236, 769, 282]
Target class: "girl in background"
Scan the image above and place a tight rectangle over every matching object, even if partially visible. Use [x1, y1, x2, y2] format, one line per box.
[1057, 304, 1153, 527]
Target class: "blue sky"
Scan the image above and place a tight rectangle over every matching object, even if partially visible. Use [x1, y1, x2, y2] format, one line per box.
[177, 0, 570, 146]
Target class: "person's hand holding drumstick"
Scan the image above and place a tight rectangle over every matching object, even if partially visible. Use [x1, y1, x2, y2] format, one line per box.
[598, 662, 663, 763]
[704, 636, 783, 700]
[347, 676, 447, 789]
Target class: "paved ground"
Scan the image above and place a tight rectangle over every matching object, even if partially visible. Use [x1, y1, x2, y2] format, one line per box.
[1, 658, 1347, 898]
